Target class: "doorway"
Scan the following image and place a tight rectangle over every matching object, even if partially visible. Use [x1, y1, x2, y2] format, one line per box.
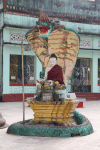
[72, 58, 92, 93]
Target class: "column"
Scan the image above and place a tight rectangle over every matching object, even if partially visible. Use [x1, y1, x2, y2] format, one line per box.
[91, 51, 98, 93]
[3, 46, 10, 94]
[36, 56, 42, 86]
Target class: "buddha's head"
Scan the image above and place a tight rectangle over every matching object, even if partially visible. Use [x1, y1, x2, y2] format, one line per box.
[49, 54, 57, 67]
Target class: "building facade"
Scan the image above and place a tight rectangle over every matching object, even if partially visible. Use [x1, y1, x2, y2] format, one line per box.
[0, 0, 100, 101]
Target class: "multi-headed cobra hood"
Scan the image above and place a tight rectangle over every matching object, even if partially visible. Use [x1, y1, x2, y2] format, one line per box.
[26, 11, 80, 85]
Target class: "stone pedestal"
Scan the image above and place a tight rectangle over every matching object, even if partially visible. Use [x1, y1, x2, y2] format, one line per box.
[27, 99, 79, 125]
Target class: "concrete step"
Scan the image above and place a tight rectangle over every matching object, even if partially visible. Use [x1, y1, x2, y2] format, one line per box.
[76, 95, 98, 101]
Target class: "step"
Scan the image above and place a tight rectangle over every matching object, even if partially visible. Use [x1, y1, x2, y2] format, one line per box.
[76, 95, 97, 98]
[77, 96, 96, 98]
[86, 97, 98, 100]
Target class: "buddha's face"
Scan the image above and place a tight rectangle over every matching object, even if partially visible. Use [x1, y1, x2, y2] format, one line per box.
[49, 57, 57, 67]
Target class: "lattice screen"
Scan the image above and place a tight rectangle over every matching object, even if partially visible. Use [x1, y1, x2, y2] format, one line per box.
[80, 40, 92, 47]
[10, 33, 27, 42]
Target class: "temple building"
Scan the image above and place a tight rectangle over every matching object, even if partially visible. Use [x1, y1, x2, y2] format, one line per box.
[0, 0, 100, 102]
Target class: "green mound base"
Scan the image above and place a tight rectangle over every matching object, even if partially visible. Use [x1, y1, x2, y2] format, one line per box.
[7, 111, 93, 137]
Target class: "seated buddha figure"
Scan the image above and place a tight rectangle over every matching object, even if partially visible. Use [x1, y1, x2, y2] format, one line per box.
[44, 54, 64, 85]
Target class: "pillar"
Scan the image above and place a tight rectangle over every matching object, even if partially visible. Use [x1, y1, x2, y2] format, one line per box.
[91, 51, 98, 93]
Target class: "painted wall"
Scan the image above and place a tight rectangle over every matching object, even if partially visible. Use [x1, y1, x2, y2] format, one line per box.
[5, 0, 100, 19]
[4, 14, 38, 28]
[3, 27, 31, 44]
[2, 26, 100, 94]
[3, 44, 42, 94]
[3, 27, 42, 94]
[0, 12, 3, 29]
[60, 21, 100, 35]
[77, 34, 100, 93]
[77, 49, 100, 93]
[4, 13, 100, 35]
[0, 30, 3, 96]
[0, 0, 3, 9]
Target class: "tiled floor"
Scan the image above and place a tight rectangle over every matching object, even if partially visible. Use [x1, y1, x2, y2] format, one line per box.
[0, 101, 100, 150]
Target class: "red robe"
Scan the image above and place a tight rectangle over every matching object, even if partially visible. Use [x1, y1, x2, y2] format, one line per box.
[47, 64, 64, 84]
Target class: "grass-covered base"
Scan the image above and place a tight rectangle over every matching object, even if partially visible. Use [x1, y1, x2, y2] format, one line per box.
[7, 111, 93, 137]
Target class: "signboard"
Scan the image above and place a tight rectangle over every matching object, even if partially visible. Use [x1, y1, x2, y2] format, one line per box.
[11, 76, 16, 80]
[42, 92, 53, 101]
[30, 77, 34, 80]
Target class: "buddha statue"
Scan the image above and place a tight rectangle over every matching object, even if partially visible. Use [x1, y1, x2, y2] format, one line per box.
[44, 54, 64, 85]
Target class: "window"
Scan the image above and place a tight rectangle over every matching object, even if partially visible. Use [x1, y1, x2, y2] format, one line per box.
[98, 59, 100, 85]
[72, 58, 92, 92]
[10, 55, 35, 85]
